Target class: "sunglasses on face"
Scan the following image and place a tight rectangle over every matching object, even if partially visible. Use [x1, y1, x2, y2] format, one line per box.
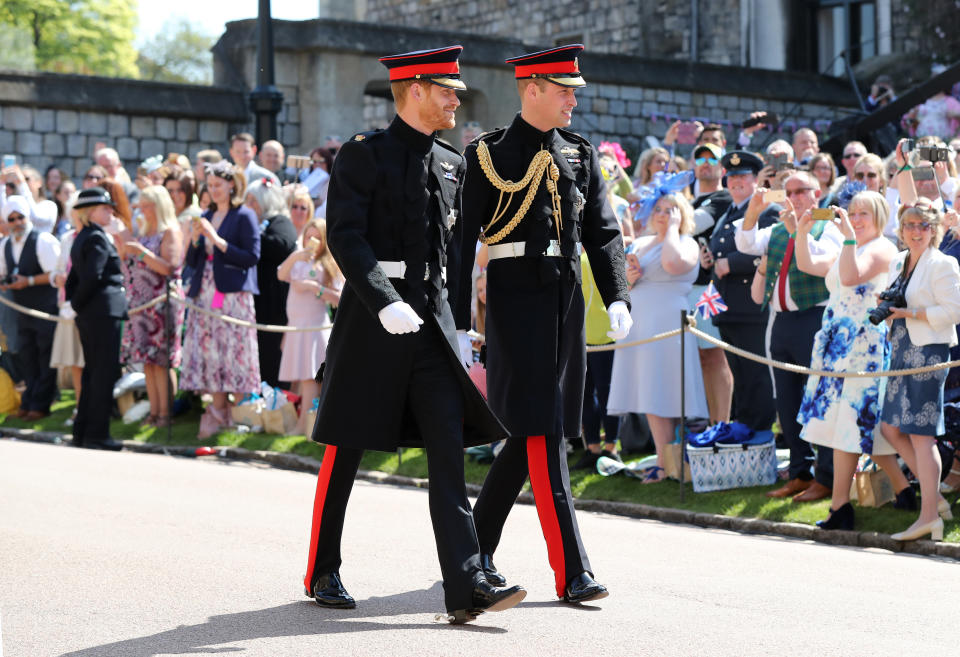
[903, 221, 932, 232]
[7, 213, 24, 222]
[694, 157, 719, 166]
[786, 187, 816, 197]
[843, 153, 865, 159]
[84, 174, 103, 182]
[854, 171, 878, 179]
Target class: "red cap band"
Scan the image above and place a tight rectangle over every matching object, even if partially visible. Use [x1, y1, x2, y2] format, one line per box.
[388, 61, 460, 81]
[513, 62, 580, 78]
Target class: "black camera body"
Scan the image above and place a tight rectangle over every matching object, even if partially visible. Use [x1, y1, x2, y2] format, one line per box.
[868, 285, 907, 325]
[918, 145, 952, 163]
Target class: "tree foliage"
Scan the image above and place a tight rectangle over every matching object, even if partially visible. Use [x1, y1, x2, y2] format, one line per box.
[137, 19, 214, 84]
[0, 0, 138, 77]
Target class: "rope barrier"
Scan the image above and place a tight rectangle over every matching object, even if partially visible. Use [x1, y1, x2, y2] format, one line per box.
[2, 287, 957, 377]
[0, 289, 333, 332]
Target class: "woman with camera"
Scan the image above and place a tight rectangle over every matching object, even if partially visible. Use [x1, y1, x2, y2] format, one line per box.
[794, 191, 910, 530]
[879, 199, 960, 541]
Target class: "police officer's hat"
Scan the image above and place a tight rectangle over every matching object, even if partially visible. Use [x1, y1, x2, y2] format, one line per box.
[506, 44, 586, 88]
[73, 186, 115, 209]
[720, 150, 764, 175]
[379, 46, 466, 90]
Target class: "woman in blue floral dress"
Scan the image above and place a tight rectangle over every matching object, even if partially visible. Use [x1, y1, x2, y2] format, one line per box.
[795, 191, 911, 530]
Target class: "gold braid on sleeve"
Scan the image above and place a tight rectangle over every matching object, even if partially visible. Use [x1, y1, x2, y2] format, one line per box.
[476, 141, 563, 245]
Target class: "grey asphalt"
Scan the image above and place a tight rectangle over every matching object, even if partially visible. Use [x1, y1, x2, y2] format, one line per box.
[1, 439, 956, 657]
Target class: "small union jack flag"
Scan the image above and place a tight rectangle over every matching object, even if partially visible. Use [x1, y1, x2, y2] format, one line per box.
[695, 281, 727, 318]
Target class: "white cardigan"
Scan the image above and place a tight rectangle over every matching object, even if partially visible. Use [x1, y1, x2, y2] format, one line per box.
[887, 248, 960, 347]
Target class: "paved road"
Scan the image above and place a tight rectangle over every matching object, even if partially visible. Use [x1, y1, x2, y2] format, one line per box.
[1, 438, 957, 657]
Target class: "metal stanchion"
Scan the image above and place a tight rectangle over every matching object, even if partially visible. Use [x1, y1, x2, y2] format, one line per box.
[679, 311, 687, 503]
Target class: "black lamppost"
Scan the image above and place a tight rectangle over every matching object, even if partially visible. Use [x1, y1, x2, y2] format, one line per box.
[249, 0, 284, 146]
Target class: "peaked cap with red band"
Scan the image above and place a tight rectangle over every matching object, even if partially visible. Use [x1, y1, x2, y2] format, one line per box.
[379, 45, 466, 90]
[506, 44, 586, 88]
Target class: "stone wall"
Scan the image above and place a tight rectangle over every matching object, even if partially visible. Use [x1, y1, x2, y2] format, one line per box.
[361, 0, 745, 63]
[0, 72, 250, 179]
[216, 19, 860, 158]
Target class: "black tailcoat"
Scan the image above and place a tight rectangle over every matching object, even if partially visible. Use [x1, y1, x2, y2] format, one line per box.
[313, 116, 507, 452]
[458, 114, 629, 439]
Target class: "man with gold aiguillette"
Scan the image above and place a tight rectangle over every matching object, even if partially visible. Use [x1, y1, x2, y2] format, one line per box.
[457, 44, 632, 605]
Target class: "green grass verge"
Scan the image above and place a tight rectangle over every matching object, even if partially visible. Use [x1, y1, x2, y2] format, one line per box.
[5, 390, 959, 542]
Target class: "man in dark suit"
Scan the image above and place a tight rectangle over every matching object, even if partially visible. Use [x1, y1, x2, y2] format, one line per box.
[702, 151, 777, 433]
[302, 46, 525, 625]
[458, 45, 632, 605]
[65, 188, 129, 451]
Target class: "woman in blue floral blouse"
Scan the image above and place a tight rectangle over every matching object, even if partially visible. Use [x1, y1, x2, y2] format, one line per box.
[794, 191, 910, 530]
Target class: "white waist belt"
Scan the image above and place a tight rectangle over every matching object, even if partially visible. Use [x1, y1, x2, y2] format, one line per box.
[378, 260, 446, 281]
[487, 240, 582, 260]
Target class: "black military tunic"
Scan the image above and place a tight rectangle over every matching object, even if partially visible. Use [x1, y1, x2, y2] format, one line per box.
[312, 116, 506, 452]
[457, 114, 630, 438]
[458, 113, 629, 598]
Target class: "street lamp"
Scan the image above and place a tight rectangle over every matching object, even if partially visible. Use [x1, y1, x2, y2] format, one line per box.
[249, 0, 284, 146]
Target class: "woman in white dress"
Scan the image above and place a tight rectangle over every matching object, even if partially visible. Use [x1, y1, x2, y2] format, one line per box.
[607, 191, 708, 482]
[794, 191, 911, 530]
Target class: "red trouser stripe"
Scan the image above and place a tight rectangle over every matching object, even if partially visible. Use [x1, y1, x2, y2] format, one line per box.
[303, 445, 337, 592]
[527, 435, 566, 598]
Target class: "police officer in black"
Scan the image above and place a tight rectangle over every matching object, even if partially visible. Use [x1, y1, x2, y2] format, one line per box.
[66, 187, 129, 451]
[702, 150, 777, 431]
[302, 46, 525, 624]
[457, 45, 632, 604]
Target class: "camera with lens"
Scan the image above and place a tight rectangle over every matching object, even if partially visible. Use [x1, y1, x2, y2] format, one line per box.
[867, 284, 907, 325]
[917, 146, 952, 163]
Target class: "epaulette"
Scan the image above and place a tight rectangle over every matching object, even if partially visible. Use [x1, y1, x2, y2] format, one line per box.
[555, 127, 590, 146]
[434, 137, 462, 158]
[349, 129, 384, 143]
[470, 126, 507, 146]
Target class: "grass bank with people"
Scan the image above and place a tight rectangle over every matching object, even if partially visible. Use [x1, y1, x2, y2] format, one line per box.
[3, 391, 958, 542]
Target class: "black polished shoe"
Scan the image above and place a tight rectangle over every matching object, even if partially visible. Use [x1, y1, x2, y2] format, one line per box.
[893, 485, 918, 511]
[816, 502, 854, 530]
[481, 553, 506, 586]
[84, 439, 123, 451]
[563, 571, 609, 603]
[447, 580, 526, 624]
[311, 572, 356, 609]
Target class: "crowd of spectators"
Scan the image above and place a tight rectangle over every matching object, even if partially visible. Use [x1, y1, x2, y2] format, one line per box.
[0, 131, 342, 441]
[4, 74, 960, 538]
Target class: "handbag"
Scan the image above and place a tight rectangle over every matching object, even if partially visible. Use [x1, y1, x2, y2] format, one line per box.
[854, 457, 896, 508]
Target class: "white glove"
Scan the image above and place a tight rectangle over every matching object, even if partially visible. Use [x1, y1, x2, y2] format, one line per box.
[456, 330, 474, 369]
[606, 301, 632, 341]
[377, 301, 423, 335]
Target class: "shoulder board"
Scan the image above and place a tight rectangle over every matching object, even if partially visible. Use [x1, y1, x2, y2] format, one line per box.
[434, 137, 462, 158]
[556, 128, 590, 145]
[349, 129, 384, 143]
[470, 126, 507, 146]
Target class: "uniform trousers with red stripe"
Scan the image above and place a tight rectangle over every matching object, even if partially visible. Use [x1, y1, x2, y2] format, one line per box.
[303, 325, 484, 612]
[473, 434, 591, 598]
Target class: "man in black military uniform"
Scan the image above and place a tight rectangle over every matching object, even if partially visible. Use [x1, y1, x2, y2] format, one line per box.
[457, 45, 632, 604]
[302, 46, 525, 624]
[702, 150, 777, 432]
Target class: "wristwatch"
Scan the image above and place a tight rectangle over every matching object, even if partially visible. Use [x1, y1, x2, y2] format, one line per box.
[27, 275, 34, 286]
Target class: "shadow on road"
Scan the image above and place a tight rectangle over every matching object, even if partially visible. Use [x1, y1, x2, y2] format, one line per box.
[58, 585, 507, 657]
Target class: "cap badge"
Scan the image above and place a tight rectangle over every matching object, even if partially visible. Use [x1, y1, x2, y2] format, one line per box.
[354, 134, 365, 142]
[730, 153, 741, 166]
